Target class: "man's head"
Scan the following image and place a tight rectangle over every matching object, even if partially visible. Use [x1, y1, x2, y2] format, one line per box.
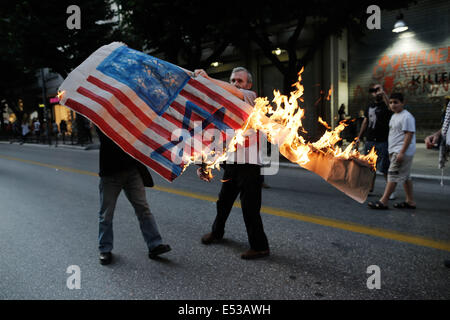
[389, 92, 405, 113]
[368, 83, 384, 102]
[230, 67, 253, 90]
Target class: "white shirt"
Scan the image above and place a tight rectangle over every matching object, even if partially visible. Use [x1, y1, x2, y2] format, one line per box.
[388, 109, 416, 156]
[21, 124, 30, 136]
[226, 89, 264, 165]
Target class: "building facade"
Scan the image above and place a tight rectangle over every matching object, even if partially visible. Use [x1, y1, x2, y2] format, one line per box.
[348, 0, 449, 138]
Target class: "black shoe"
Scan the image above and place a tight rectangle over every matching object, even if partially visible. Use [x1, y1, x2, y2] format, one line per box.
[99, 252, 112, 265]
[444, 260, 450, 268]
[149, 244, 171, 259]
[201, 232, 222, 245]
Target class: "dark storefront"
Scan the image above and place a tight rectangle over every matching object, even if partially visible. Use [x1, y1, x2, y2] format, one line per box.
[348, 0, 449, 138]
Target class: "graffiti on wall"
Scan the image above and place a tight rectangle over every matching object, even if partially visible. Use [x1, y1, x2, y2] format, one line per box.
[375, 46, 449, 97]
[351, 46, 450, 130]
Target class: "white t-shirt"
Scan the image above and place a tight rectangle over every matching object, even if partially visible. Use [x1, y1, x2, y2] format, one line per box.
[226, 89, 264, 165]
[21, 124, 30, 136]
[388, 109, 416, 156]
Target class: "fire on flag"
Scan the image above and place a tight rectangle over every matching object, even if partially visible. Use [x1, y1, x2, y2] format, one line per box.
[58, 42, 377, 203]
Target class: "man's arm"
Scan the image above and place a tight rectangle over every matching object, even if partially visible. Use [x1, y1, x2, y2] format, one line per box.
[194, 69, 244, 100]
[381, 91, 390, 107]
[356, 117, 368, 145]
[425, 130, 441, 149]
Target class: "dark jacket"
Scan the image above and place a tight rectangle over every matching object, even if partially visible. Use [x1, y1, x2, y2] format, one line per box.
[95, 127, 154, 187]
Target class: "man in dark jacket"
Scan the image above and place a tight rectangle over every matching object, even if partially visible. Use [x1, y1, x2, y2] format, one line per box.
[96, 127, 171, 265]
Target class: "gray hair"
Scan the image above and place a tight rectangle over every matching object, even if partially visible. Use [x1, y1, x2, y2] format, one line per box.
[231, 67, 253, 84]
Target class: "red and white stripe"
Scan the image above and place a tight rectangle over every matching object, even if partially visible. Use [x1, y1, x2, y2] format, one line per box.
[60, 58, 253, 181]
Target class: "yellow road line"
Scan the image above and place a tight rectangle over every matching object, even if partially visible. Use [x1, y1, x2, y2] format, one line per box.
[2, 153, 450, 252]
[0, 154, 97, 177]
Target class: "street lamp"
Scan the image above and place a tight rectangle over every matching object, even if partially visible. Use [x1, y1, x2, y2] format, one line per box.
[392, 13, 408, 33]
[272, 48, 282, 56]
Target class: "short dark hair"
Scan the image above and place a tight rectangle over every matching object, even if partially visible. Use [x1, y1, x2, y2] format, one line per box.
[389, 92, 404, 102]
[368, 83, 382, 93]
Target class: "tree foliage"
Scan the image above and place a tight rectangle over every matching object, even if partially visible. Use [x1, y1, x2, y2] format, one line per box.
[119, 0, 415, 92]
[0, 0, 117, 128]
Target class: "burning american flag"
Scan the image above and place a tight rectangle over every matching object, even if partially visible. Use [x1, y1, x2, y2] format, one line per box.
[58, 42, 253, 182]
[58, 42, 377, 203]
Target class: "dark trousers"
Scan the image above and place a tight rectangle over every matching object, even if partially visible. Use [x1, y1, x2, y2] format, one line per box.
[212, 164, 269, 251]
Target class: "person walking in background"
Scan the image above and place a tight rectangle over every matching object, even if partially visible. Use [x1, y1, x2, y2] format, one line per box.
[20, 119, 30, 145]
[368, 93, 416, 210]
[9, 121, 20, 143]
[40, 121, 48, 144]
[52, 120, 59, 146]
[356, 83, 393, 198]
[85, 120, 93, 144]
[33, 118, 41, 143]
[60, 120, 68, 144]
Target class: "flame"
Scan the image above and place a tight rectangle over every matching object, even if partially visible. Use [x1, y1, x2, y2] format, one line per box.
[326, 87, 332, 101]
[182, 68, 377, 176]
[246, 68, 377, 170]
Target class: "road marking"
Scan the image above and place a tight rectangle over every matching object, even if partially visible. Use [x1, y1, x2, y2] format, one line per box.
[2, 153, 450, 252]
[0, 154, 97, 177]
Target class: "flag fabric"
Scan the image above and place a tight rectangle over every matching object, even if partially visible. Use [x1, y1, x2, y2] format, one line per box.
[58, 42, 254, 182]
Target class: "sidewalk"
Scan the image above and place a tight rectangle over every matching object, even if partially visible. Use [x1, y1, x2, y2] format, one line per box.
[275, 142, 449, 181]
[0, 137, 100, 151]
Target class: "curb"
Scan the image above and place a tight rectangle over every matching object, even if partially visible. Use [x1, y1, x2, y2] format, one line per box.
[0, 141, 99, 151]
[2, 141, 447, 182]
[273, 161, 450, 182]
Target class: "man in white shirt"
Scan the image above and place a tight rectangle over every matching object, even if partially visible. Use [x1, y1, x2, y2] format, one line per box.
[194, 67, 270, 260]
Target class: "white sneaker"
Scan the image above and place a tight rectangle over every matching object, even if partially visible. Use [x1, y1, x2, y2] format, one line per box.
[389, 192, 396, 200]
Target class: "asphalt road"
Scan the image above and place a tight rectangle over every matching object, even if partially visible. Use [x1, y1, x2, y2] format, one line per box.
[0, 142, 449, 300]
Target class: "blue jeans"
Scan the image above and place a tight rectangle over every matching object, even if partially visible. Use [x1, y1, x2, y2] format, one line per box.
[98, 167, 162, 253]
[365, 141, 390, 174]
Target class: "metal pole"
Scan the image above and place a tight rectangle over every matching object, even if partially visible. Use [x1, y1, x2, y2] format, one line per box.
[40, 68, 51, 146]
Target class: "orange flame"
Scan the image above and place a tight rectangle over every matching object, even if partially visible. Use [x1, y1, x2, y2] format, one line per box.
[183, 68, 377, 176]
[326, 87, 332, 101]
[247, 69, 378, 170]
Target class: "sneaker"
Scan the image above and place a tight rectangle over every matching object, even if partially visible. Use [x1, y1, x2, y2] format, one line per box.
[99, 252, 112, 265]
[201, 232, 222, 245]
[149, 244, 171, 259]
[241, 249, 270, 260]
[389, 192, 396, 200]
